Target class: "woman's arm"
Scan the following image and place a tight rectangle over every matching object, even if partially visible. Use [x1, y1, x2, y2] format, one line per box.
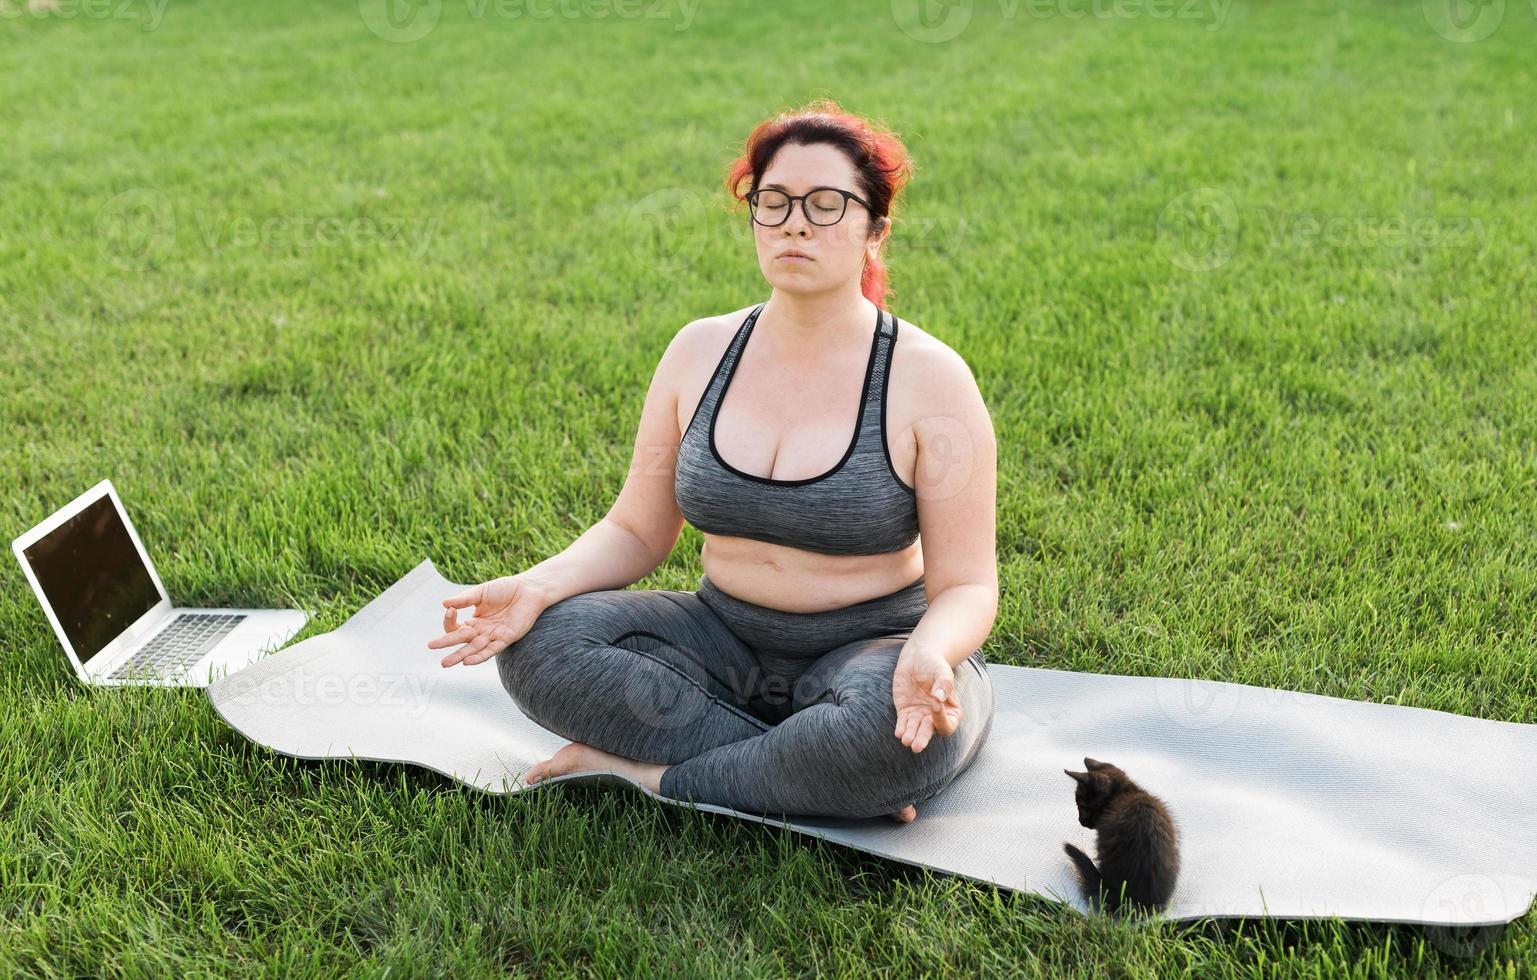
[513, 322, 704, 609]
[900, 344, 1000, 671]
[514, 516, 672, 610]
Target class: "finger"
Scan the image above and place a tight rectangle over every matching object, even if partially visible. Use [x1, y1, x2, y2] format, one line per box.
[443, 584, 484, 609]
[942, 677, 961, 705]
[898, 710, 921, 747]
[460, 638, 508, 666]
[932, 699, 961, 736]
[942, 686, 963, 732]
[911, 715, 934, 753]
[453, 634, 492, 663]
[427, 624, 478, 650]
[442, 634, 492, 667]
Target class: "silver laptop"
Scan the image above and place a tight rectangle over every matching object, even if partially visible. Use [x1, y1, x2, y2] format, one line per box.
[12, 479, 311, 687]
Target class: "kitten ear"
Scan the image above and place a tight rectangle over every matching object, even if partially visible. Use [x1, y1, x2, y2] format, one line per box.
[1084, 757, 1109, 770]
[1065, 769, 1090, 784]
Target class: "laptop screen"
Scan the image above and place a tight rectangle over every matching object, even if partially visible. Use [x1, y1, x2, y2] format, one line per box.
[22, 493, 162, 664]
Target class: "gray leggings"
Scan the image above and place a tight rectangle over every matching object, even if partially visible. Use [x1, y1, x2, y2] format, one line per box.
[496, 573, 995, 819]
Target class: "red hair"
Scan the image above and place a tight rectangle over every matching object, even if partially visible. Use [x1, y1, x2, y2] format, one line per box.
[724, 99, 915, 310]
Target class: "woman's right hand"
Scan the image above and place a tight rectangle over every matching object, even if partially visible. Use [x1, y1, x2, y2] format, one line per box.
[428, 575, 552, 668]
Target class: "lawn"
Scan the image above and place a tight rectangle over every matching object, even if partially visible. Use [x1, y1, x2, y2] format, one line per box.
[2, 0, 1535, 973]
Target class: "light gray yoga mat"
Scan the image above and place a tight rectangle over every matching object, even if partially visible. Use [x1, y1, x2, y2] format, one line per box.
[207, 559, 1537, 928]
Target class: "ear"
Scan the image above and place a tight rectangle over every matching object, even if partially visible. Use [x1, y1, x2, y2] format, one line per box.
[1084, 757, 1110, 770]
[1065, 769, 1089, 784]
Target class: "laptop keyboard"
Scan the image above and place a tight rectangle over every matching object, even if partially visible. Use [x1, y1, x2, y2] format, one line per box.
[108, 613, 247, 681]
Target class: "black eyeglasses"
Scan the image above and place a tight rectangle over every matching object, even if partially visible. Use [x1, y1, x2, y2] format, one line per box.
[746, 186, 875, 227]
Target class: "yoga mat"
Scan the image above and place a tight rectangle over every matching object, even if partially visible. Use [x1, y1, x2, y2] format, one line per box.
[206, 559, 1537, 928]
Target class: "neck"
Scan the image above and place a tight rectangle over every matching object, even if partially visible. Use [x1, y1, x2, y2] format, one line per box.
[759, 282, 876, 356]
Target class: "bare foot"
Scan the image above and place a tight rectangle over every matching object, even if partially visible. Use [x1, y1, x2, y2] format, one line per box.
[523, 741, 668, 795]
[526, 742, 915, 822]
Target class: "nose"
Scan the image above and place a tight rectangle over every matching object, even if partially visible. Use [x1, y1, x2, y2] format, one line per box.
[780, 199, 814, 235]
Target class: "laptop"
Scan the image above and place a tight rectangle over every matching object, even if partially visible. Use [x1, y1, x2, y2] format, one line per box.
[12, 479, 311, 687]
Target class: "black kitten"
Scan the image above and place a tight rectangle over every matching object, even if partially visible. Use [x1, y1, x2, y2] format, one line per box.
[1062, 757, 1180, 915]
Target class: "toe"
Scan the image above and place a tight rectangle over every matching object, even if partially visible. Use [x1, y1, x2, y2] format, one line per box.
[525, 745, 577, 784]
[528, 742, 591, 785]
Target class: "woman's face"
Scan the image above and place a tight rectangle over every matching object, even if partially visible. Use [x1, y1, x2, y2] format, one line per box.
[752, 141, 884, 296]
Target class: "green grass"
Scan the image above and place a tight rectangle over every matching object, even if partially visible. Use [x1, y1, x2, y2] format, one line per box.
[3, 0, 1536, 973]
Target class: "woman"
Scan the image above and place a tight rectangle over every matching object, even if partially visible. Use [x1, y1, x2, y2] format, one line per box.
[427, 99, 999, 822]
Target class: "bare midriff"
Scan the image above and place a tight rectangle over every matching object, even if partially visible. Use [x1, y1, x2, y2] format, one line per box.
[698, 533, 925, 613]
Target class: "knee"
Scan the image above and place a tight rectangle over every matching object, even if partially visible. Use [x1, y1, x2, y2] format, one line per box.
[836, 661, 993, 803]
[495, 593, 599, 710]
[836, 694, 976, 798]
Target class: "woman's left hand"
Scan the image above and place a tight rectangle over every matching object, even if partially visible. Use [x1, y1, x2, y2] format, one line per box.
[891, 645, 962, 753]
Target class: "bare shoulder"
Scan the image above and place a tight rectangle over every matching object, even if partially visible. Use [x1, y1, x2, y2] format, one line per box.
[660, 304, 759, 430]
[885, 314, 996, 502]
[888, 314, 987, 409]
[666, 306, 753, 359]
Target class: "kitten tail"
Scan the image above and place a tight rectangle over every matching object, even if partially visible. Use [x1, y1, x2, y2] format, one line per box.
[1062, 842, 1103, 911]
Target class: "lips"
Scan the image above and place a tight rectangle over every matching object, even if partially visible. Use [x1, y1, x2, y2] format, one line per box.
[777, 252, 813, 261]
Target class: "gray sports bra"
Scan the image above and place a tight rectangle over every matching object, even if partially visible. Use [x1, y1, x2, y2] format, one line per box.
[674, 302, 920, 556]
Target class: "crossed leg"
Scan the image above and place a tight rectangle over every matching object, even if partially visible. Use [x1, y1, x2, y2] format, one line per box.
[497, 587, 994, 821]
[497, 587, 771, 757]
[657, 636, 994, 819]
